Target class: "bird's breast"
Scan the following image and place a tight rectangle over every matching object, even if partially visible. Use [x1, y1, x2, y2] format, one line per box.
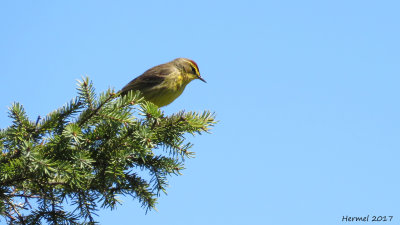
[174, 74, 186, 90]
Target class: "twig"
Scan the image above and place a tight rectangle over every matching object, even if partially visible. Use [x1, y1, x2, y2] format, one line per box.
[35, 115, 41, 127]
[6, 198, 26, 225]
[78, 93, 116, 126]
[10, 194, 42, 199]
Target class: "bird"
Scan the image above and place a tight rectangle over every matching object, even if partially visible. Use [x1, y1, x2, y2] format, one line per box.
[120, 58, 206, 107]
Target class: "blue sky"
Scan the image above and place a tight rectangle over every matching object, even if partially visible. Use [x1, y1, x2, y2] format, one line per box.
[1, 0, 400, 224]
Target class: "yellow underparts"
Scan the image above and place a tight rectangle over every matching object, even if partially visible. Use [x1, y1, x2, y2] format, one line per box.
[143, 73, 194, 107]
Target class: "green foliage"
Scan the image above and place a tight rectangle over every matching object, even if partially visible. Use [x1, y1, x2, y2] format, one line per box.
[0, 77, 216, 224]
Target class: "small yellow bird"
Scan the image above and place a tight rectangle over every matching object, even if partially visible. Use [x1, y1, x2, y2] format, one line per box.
[120, 58, 206, 107]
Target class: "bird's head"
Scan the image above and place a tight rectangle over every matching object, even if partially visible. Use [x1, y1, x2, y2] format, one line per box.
[174, 58, 206, 83]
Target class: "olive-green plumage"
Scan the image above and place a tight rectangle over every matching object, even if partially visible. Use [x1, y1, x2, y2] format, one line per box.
[120, 58, 206, 107]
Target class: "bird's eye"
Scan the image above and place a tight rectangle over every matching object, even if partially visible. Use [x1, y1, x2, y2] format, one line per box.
[191, 66, 198, 75]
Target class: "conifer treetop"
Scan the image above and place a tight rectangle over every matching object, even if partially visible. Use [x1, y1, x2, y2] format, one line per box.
[0, 77, 216, 224]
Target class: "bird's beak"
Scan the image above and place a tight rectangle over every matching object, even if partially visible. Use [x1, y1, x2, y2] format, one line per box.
[198, 76, 207, 83]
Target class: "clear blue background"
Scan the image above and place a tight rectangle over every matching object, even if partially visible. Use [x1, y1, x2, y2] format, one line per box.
[1, 1, 399, 224]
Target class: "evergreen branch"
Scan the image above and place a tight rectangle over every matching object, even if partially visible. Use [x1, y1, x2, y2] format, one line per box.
[77, 77, 96, 110]
[7, 103, 35, 135]
[37, 97, 83, 135]
[73, 191, 98, 223]
[114, 90, 143, 109]
[9, 194, 41, 199]
[77, 91, 116, 127]
[0, 77, 217, 224]
[131, 155, 182, 195]
[5, 198, 26, 225]
[122, 173, 157, 210]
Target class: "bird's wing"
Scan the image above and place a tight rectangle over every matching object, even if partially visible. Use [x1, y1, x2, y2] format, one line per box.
[120, 63, 176, 94]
